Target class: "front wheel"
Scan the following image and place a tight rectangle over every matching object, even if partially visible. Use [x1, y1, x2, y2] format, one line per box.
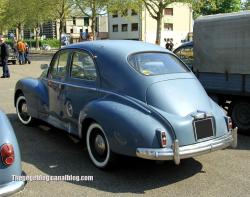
[16, 94, 34, 125]
[86, 123, 115, 169]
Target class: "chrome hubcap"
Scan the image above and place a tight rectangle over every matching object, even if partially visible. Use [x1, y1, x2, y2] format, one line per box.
[94, 135, 106, 155]
[21, 103, 28, 114]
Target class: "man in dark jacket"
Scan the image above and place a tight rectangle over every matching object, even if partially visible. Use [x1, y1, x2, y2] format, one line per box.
[0, 37, 10, 78]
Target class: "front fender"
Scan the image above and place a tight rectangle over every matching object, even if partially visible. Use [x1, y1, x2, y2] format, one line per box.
[15, 78, 48, 118]
[79, 96, 173, 157]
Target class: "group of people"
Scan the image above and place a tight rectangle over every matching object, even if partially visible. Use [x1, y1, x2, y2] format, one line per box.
[15, 39, 31, 65]
[164, 38, 174, 51]
[0, 36, 31, 78]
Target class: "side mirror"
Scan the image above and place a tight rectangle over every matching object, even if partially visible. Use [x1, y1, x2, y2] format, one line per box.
[40, 64, 49, 70]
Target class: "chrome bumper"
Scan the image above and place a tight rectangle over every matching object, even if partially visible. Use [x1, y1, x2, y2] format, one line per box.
[0, 180, 25, 197]
[136, 128, 238, 165]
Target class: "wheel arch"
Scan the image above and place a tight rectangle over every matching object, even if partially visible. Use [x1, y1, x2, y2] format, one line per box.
[14, 89, 24, 107]
[78, 98, 172, 157]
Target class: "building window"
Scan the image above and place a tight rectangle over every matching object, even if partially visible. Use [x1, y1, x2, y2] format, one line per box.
[112, 11, 118, 18]
[164, 23, 173, 31]
[112, 24, 118, 32]
[164, 8, 173, 16]
[131, 23, 138, 31]
[122, 24, 128, 32]
[73, 17, 76, 25]
[131, 9, 138, 16]
[84, 17, 89, 26]
[70, 29, 73, 33]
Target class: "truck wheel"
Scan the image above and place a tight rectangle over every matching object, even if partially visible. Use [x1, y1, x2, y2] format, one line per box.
[229, 101, 250, 131]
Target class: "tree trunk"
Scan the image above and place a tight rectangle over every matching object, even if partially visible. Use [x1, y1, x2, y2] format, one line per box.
[91, 2, 97, 40]
[59, 19, 65, 48]
[35, 24, 39, 49]
[17, 23, 22, 40]
[91, 16, 96, 39]
[155, 3, 164, 45]
[156, 17, 162, 45]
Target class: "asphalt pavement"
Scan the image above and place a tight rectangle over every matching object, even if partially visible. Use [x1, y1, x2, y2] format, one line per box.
[0, 54, 249, 197]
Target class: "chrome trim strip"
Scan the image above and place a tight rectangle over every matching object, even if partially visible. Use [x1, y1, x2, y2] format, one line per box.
[0, 180, 25, 196]
[136, 129, 237, 164]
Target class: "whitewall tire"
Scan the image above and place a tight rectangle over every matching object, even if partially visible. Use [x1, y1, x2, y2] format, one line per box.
[16, 95, 33, 125]
[86, 123, 114, 169]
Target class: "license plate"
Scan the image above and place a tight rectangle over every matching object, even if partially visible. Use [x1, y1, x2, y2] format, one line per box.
[194, 118, 214, 140]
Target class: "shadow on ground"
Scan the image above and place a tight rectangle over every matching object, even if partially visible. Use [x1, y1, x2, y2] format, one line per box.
[6, 113, 220, 194]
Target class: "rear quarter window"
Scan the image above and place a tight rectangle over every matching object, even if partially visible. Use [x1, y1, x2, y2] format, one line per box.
[128, 52, 189, 76]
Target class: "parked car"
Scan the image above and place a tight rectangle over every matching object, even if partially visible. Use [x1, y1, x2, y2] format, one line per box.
[14, 40, 237, 169]
[173, 41, 193, 70]
[8, 45, 17, 65]
[41, 44, 51, 51]
[0, 110, 25, 196]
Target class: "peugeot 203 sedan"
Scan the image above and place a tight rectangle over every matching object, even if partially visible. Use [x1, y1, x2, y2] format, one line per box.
[0, 110, 25, 196]
[14, 40, 237, 169]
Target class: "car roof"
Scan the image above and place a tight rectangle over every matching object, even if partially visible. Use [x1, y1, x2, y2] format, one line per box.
[64, 40, 171, 57]
[173, 41, 193, 53]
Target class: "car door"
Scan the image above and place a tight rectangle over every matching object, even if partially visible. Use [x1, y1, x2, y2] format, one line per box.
[62, 50, 99, 135]
[47, 50, 70, 122]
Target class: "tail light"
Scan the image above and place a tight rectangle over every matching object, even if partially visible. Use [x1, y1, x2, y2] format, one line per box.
[156, 129, 167, 148]
[1, 144, 15, 166]
[226, 117, 233, 130]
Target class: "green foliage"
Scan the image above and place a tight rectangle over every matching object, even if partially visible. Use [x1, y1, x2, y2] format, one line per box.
[5, 39, 60, 48]
[193, 0, 241, 18]
[242, 0, 250, 10]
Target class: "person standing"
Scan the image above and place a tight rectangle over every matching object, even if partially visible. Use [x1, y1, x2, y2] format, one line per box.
[169, 38, 174, 51]
[0, 37, 10, 78]
[165, 38, 171, 50]
[24, 42, 31, 64]
[17, 40, 25, 64]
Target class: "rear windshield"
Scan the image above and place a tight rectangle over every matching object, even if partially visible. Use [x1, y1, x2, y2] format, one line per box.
[128, 52, 189, 76]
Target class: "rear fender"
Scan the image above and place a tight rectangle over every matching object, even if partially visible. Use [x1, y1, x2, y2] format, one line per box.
[79, 96, 173, 157]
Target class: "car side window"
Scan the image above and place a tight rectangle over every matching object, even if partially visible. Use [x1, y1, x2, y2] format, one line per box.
[49, 51, 69, 80]
[175, 47, 194, 66]
[70, 51, 97, 81]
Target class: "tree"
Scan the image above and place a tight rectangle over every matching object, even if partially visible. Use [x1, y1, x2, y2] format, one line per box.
[193, 0, 241, 18]
[51, 0, 72, 47]
[1, 0, 31, 39]
[242, 0, 250, 10]
[26, 0, 55, 48]
[72, 0, 109, 39]
[142, 0, 192, 45]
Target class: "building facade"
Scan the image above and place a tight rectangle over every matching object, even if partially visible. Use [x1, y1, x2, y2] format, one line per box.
[56, 16, 108, 42]
[108, 3, 193, 48]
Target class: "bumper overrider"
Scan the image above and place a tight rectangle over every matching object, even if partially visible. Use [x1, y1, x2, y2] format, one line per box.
[0, 173, 26, 197]
[136, 128, 238, 165]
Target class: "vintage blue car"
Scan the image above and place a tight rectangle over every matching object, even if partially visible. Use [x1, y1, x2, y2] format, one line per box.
[0, 110, 25, 196]
[14, 40, 237, 169]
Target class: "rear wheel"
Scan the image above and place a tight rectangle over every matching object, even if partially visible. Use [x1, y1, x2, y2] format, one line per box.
[229, 100, 250, 131]
[16, 94, 34, 125]
[86, 123, 115, 169]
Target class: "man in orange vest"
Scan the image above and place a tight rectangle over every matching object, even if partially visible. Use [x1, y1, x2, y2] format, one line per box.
[17, 40, 26, 65]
